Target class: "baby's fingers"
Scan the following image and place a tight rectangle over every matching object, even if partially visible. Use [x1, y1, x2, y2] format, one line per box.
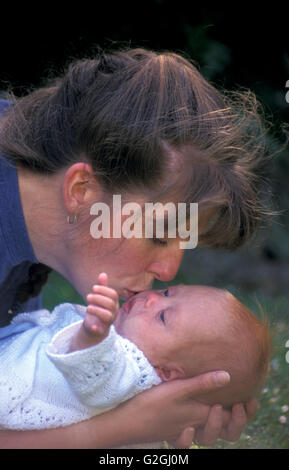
[87, 293, 118, 316]
[97, 272, 108, 286]
[86, 305, 115, 326]
[83, 306, 114, 336]
[83, 312, 104, 335]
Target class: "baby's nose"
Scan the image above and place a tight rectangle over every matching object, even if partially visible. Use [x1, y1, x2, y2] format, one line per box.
[144, 291, 160, 308]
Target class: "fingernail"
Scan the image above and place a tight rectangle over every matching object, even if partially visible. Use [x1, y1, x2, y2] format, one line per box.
[214, 404, 223, 413]
[214, 371, 230, 386]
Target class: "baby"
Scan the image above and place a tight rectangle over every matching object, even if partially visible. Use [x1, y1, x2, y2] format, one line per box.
[0, 273, 270, 445]
[70, 273, 270, 409]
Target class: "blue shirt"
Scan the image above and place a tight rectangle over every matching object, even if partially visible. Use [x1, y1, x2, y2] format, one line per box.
[0, 99, 42, 326]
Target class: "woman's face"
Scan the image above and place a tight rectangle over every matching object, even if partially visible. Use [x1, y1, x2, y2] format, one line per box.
[66, 193, 213, 301]
[84, 235, 184, 301]
[65, 194, 186, 300]
[61, 160, 214, 301]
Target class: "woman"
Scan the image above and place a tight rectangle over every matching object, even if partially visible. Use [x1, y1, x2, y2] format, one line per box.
[0, 48, 268, 448]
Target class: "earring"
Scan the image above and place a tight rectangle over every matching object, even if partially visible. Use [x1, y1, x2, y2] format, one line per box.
[67, 214, 78, 224]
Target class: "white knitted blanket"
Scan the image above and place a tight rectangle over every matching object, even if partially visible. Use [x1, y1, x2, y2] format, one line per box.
[0, 303, 161, 439]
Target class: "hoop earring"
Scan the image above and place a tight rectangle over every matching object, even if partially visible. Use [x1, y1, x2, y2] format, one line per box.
[67, 214, 78, 224]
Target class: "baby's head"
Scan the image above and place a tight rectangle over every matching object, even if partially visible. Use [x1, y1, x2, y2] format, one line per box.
[114, 284, 271, 408]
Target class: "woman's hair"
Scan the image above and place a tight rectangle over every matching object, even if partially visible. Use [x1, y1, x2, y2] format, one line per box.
[0, 47, 274, 303]
[14, 263, 52, 304]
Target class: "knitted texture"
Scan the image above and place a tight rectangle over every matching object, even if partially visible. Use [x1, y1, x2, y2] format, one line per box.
[0, 303, 161, 431]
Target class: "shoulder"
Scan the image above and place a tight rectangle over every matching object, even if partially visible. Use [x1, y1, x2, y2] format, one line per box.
[0, 99, 13, 114]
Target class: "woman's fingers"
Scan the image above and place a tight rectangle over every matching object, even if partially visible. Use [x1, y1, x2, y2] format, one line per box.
[173, 427, 195, 449]
[194, 400, 256, 446]
[220, 403, 247, 442]
[175, 371, 230, 400]
[194, 405, 223, 447]
[245, 398, 259, 422]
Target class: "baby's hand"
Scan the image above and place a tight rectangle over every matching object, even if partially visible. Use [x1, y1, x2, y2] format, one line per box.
[83, 272, 119, 340]
[69, 273, 119, 352]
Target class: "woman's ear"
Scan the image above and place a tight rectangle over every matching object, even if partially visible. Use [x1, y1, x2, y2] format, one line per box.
[62, 162, 100, 213]
[155, 366, 186, 382]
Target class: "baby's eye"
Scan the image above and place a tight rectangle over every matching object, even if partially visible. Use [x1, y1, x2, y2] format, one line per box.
[160, 311, 166, 324]
[163, 289, 169, 297]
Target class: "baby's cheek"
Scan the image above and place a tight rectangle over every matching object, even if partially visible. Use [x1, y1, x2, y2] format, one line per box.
[125, 323, 150, 351]
[116, 316, 139, 340]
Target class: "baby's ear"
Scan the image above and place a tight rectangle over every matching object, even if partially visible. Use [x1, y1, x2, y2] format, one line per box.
[155, 366, 186, 382]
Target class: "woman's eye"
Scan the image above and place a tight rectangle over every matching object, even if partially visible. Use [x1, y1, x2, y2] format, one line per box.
[152, 237, 168, 247]
[160, 311, 166, 324]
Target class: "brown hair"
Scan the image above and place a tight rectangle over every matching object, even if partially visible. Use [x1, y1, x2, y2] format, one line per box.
[0, 47, 273, 302]
[0, 47, 273, 248]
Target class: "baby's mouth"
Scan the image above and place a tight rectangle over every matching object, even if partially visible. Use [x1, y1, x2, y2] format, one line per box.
[122, 297, 136, 314]
[122, 292, 142, 314]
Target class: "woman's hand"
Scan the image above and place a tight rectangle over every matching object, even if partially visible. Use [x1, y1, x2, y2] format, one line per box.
[106, 370, 231, 447]
[192, 398, 259, 447]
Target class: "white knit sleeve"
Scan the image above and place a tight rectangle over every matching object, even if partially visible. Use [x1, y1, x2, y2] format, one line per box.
[46, 324, 161, 408]
[0, 305, 88, 430]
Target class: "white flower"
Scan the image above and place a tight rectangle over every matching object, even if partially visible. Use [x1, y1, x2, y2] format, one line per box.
[279, 415, 287, 424]
[269, 397, 279, 403]
[281, 405, 289, 413]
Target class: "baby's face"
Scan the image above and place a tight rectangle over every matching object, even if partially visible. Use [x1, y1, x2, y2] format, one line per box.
[114, 284, 229, 376]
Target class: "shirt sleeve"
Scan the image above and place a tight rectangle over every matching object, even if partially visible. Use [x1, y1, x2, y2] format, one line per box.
[46, 324, 161, 408]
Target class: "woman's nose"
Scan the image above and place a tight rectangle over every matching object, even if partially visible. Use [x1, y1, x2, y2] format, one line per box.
[147, 245, 184, 282]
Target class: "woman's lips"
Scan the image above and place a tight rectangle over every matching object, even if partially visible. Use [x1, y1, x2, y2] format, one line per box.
[122, 284, 152, 300]
[122, 289, 137, 300]
[122, 288, 146, 301]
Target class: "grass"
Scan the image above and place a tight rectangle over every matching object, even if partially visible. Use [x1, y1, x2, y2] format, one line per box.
[42, 270, 289, 449]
